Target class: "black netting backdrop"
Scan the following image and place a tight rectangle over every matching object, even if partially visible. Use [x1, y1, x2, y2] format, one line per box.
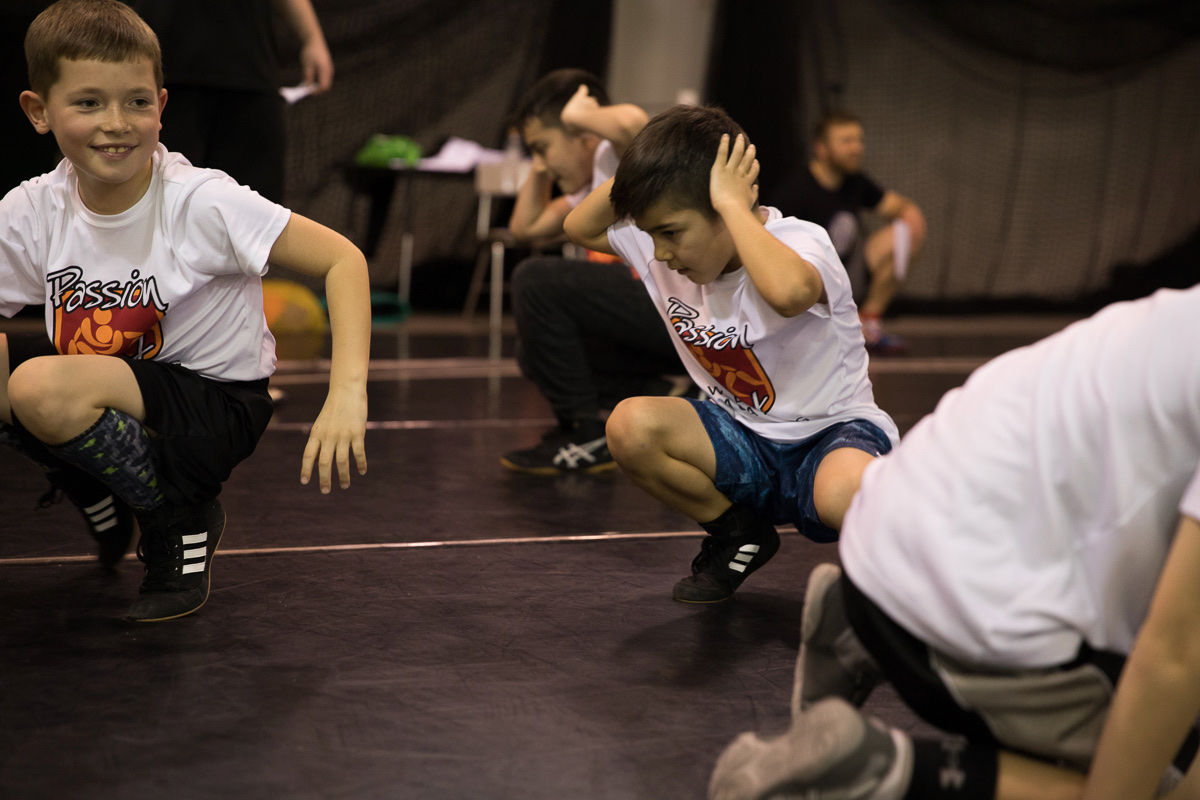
[269, 0, 592, 295]
[785, 0, 1200, 303]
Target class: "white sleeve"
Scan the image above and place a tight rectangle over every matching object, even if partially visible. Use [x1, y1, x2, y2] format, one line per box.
[0, 185, 50, 317]
[168, 174, 291, 278]
[605, 219, 648, 279]
[1181, 464, 1200, 522]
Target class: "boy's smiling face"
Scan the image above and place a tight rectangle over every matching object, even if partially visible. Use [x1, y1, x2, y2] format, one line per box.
[22, 57, 166, 214]
[635, 197, 740, 285]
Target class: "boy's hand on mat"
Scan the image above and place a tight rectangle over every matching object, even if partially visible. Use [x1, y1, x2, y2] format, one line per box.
[709, 133, 759, 217]
[301, 388, 368, 493]
[561, 84, 599, 132]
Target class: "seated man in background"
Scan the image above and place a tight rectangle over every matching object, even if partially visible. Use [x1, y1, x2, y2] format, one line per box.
[769, 110, 925, 353]
[710, 285, 1200, 800]
[501, 69, 688, 475]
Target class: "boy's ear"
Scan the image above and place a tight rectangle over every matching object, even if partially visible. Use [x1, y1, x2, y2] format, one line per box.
[19, 91, 51, 134]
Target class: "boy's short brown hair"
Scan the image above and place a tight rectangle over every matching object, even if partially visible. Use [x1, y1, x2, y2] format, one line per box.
[25, 0, 163, 98]
[611, 104, 749, 221]
[512, 68, 610, 131]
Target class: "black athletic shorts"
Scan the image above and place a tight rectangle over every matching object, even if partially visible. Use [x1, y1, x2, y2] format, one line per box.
[6, 332, 273, 506]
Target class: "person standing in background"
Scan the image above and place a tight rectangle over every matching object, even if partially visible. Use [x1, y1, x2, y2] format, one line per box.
[128, 0, 334, 203]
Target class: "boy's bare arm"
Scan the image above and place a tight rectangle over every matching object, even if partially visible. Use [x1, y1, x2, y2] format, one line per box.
[560, 85, 648, 158]
[508, 168, 572, 243]
[711, 134, 824, 318]
[1083, 513, 1200, 800]
[268, 213, 370, 493]
[563, 177, 618, 255]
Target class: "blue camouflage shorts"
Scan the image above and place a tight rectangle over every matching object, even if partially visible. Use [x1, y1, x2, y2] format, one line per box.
[687, 398, 893, 543]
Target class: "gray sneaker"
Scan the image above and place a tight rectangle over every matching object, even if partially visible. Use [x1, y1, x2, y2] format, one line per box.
[792, 563, 883, 716]
[709, 697, 908, 800]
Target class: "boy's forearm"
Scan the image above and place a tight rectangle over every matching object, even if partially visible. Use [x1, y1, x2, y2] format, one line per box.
[322, 255, 371, 391]
[561, 103, 648, 156]
[563, 177, 617, 254]
[509, 171, 565, 242]
[720, 204, 822, 317]
[1082, 515, 1200, 800]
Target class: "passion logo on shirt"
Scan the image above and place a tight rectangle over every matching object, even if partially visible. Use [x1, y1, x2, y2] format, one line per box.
[46, 266, 168, 359]
[666, 297, 775, 412]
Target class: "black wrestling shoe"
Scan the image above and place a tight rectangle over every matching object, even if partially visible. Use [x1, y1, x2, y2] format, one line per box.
[39, 467, 135, 569]
[673, 520, 781, 603]
[500, 419, 616, 475]
[128, 499, 225, 622]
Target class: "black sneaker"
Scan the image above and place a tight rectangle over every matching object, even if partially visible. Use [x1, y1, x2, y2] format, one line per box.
[127, 499, 225, 622]
[673, 520, 781, 603]
[500, 420, 616, 475]
[38, 467, 135, 569]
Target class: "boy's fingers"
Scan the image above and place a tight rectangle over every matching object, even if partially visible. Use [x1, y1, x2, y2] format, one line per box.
[742, 143, 757, 170]
[354, 438, 368, 475]
[300, 436, 320, 484]
[337, 439, 352, 488]
[714, 132, 729, 165]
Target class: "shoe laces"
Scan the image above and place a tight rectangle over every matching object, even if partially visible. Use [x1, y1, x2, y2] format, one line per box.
[691, 535, 719, 574]
[136, 531, 178, 591]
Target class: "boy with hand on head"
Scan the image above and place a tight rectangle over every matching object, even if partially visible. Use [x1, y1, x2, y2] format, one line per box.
[0, 0, 370, 622]
[500, 68, 687, 475]
[564, 105, 897, 603]
[709, 286, 1200, 800]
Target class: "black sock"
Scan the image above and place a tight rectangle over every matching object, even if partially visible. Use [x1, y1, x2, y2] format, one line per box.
[48, 408, 165, 510]
[700, 503, 770, 539]
[904, 738, 998, 800]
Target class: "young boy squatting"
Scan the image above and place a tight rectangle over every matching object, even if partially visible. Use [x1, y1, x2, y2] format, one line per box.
[0, 0, 370, 622]
[564, 105, 897, 603]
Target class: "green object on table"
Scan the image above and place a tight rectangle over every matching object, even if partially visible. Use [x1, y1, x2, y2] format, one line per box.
[354, 134, 423, 168]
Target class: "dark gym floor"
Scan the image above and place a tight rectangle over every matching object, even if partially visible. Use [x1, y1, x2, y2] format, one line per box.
[0, 312, 1077, 800]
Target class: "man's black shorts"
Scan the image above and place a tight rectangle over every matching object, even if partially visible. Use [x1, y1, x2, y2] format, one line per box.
[6, 332, 273, 505]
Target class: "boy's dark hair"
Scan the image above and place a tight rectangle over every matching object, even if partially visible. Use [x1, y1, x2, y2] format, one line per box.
[812, 109, 862, 144]
[512, 68, 609, 130]
[25, 0, 163, 98]
[611, 104, 748, 221]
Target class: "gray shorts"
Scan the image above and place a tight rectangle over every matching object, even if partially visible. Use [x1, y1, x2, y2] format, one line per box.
[842, 572, 1198, 772]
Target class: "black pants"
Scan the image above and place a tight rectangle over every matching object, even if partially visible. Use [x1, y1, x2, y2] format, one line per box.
[511, 256, 685, 423]
[160, 86, 286, 203]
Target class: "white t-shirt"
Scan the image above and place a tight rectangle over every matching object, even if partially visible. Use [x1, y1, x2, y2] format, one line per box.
[606, 207, 898, 445]
[564, 139, 619, 207]
[841, 286, 1200, 668]
[0, 145, 290, 382]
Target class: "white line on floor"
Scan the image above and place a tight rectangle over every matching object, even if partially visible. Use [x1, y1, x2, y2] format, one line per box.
[0, 530, 707, 567]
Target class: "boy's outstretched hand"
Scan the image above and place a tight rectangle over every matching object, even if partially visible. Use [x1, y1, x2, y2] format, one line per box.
[709, 133, 759, 217]
[301, 388, 368, 493]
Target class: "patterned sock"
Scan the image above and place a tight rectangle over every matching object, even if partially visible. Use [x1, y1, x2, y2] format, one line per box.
[48, 408, 165, 510]
[903, 738, 997, 800]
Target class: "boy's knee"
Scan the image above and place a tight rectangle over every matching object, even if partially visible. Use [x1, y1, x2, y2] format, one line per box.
[605, 397, 661, 463]
[8, 357, 70, 431]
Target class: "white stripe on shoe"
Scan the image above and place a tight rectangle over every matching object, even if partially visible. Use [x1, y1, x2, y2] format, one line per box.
[181, 532, 209, 574]
[729, 544, 761, 572]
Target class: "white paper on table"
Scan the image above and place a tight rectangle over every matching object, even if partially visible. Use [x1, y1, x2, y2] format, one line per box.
[417, 137, 507, 172]
[279, 83, 320, 105]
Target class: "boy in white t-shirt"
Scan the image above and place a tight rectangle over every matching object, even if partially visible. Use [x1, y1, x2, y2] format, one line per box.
[710, 286, 1200, 800]
[501, 69, 687, 475]
[564, 105, 898, 603]
[0, 0, 370, 622]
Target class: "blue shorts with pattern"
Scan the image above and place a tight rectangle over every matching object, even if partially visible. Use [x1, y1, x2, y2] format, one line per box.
[687, 398, 894, 544]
